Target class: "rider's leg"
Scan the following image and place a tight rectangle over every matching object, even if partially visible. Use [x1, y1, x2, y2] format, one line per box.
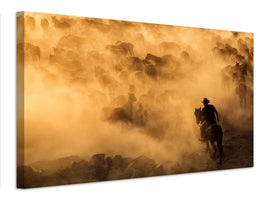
[200, 121, 207, 139]
[200, 126, 205, 138]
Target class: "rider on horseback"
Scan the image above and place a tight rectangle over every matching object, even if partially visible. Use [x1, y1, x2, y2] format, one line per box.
[200, 98, 220, 141]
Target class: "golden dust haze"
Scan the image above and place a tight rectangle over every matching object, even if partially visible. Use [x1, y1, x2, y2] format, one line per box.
[18, 12, 253, 168]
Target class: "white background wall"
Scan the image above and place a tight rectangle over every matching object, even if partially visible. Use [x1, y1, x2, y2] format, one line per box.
[0, 0, 266, 199]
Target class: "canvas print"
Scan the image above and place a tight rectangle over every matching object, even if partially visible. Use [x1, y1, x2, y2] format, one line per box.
[17, 12, 253, 188]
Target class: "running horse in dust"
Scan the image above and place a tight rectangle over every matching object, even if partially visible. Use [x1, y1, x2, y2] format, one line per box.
[194, 108, 224, 165]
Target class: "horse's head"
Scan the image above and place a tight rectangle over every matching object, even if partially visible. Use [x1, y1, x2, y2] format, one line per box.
[194, 107, 202, 124]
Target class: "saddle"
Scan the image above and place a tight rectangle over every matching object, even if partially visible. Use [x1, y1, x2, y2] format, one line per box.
[205, 122, 217, 133]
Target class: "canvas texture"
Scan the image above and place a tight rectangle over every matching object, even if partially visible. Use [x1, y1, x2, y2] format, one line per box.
[17, 12, 253, 188]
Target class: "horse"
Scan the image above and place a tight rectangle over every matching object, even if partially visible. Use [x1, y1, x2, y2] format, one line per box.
[194, 108, 224, 165]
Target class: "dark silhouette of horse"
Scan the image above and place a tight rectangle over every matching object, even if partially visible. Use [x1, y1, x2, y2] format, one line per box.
[194, 108, 224, 164]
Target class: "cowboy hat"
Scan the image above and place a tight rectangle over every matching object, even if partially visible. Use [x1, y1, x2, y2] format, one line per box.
[201, 98, 210, 103]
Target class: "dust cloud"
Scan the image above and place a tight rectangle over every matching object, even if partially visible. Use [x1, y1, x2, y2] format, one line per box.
[19, 12, 253, 170]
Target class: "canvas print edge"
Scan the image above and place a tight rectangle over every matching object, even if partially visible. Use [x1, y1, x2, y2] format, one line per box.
[16, 11, 253, 188]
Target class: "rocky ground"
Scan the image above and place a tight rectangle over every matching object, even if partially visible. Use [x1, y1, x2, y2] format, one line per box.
[17, 117, 253, 188]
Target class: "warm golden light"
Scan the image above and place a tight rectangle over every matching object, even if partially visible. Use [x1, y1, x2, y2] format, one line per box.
[17, 12, 253, 188]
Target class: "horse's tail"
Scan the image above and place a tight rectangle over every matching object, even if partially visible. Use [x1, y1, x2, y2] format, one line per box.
[214, 125, 223, 140]
[213, 125, 224, 164]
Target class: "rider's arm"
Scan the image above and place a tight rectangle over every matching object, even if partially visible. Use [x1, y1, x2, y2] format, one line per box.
[214, 106, 219, 122]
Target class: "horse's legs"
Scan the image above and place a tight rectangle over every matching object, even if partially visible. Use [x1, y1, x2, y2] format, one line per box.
[206, 140, 210, 153]
[211, 141, 217, 159]
[217, 139, 224, 165]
